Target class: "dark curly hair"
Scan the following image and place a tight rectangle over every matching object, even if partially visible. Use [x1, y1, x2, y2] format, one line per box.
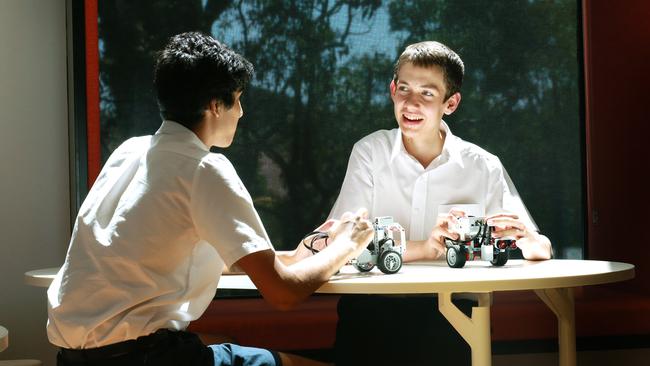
[154, 32, 254, 128]
[393, 41, 464, 101]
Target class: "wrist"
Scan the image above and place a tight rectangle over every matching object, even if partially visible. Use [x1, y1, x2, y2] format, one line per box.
[403, 240, 440, 262]
[330, 236, 361, 258]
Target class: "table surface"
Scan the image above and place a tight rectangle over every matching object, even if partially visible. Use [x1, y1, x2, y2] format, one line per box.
[217, 259, 634, 293]
[26, 259, 635, 293]
[26, 260, 633, 366]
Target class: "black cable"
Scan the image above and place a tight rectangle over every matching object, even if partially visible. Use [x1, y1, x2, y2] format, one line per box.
[301, 231, 329, 255]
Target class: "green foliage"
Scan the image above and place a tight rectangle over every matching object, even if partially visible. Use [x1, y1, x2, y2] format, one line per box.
[98, 0, 582, 256]
[387, 0, 582, 256]
[98, 0, 231, 158]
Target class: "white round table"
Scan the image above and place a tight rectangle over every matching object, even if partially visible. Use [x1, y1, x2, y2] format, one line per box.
[220, 259, 634, 366]
[26, 259, 634, 366]
[24, 267, 60, 288]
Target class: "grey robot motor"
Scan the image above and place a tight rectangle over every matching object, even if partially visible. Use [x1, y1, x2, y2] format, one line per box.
[444, 216, 517, 268]
[350, 216, 406, 274]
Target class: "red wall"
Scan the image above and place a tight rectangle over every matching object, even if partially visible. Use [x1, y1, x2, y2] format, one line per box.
[584, 0, 650, 293]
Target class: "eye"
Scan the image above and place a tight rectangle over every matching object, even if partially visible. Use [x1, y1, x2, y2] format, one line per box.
[422, 90, 434, 97]
[397, 85, 410, 93]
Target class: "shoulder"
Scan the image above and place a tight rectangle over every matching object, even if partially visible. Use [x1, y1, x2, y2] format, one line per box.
[114, 136, 152, 154]
[197, 152, 237, 178]
[103, 135, 153, 166]
[353, 128, 397, 154]
[195, 153, 247, 192]
[193, 152, 251, 202]
[452, 136, 503, 172]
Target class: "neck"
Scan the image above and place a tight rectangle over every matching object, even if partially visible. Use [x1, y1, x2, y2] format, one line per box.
[189, 122, 210, 148]
[403, 128, 445, 168]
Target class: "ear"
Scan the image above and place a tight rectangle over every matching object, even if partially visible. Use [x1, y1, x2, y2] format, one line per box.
[443, 92, 461, 115]
[389, 79, 396, 96]
[208, 99, 220, 118]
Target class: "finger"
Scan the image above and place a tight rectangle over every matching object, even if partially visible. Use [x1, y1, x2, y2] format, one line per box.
[315, 219, 336, 232]
[488, 217, 525, 230]
[353, 217, 372, 231]
[355, 207, 369, 220]
[436, 212, 461, 226]
[448, 209, 466, 218]
[486, 212, 519, 221]
[446, 213, 461, 226]
[339, 211, 355, 222]
[350, 219, 374, 244]
[433, 226, 459, 241]
[491, 228, 524, 238]
[326, 219, 344, 236]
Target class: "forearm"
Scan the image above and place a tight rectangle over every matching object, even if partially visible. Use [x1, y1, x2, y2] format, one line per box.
[243, 238, 361, 310]
[284, 237, 358, 287]
[276, 238, 326, 266]
[276, 249, 300, 265]
[403, 239, 444, 262]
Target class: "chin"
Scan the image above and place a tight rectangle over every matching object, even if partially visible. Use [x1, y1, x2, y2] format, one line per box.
[399, 122, 422, 136]
[213, 134, 236, 148]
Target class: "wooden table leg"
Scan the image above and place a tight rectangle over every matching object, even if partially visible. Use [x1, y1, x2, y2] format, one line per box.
[439, 292, 492, 366]
[534, 288, 576, 366]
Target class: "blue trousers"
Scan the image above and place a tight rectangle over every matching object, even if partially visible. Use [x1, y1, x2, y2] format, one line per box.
[57, 330, 281, 366]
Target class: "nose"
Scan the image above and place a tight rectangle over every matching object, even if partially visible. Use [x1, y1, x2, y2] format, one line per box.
[404, 92, 420, 107]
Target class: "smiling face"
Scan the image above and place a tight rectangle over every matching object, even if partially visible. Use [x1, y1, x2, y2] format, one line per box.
[391, 62, 460, 142]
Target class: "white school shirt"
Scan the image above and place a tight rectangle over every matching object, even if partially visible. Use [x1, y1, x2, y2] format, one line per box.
[329, 121, 537, 241]
[47, 121, 272, 349]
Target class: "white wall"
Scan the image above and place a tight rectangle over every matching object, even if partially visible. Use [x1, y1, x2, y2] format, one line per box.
[0, 0, 69, 364]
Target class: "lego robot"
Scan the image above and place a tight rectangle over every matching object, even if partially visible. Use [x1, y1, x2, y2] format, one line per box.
[350, 216, 406, 274]
[444, 216, 517, 268]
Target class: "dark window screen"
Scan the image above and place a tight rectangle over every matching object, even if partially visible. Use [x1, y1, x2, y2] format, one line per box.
[96, 0, 583, 257]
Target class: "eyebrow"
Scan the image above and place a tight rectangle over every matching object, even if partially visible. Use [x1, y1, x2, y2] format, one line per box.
[397, 80, 441, 91]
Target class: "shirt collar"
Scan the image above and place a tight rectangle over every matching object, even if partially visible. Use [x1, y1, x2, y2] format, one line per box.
[155, 120, 210, 152]
[440, 120, 463, 166]
[389, 128, 406, 162]
[390, 120, 462, 166]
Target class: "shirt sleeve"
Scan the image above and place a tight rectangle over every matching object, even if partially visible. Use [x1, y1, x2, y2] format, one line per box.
[485, 157, 539, 231]
[328, 140, 374, 220]
[190, 154, 273, 267]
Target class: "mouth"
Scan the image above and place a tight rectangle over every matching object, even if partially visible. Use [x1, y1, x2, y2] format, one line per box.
[401, 113, 424, 125]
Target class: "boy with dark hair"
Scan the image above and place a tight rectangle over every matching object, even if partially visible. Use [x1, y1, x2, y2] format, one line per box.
[47, 32, 372, 366]
[329, 41, 552, 365]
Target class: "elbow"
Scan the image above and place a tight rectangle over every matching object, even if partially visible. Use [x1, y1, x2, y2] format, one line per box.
[271, 300, 299, 311]
[264, 291, 305, 311]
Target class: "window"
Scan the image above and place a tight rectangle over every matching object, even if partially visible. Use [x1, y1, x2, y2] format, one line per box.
[73, 0, 583, 257]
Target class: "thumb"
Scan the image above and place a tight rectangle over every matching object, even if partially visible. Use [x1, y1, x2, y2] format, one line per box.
[316, 219, 336, 232]
[355, 207, 369, 220]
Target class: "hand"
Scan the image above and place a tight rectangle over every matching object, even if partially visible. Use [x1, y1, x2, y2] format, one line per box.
[486, 213, 528, 239]
[432, 208, 466, 242]
[408, 208, 466, 261]
[487, 213, 553, 260]
[328, 208, 374, 257]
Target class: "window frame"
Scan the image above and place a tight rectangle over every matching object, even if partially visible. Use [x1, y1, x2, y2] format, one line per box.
[69, 0, 589, 257]
[67, 0, 100, 223]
